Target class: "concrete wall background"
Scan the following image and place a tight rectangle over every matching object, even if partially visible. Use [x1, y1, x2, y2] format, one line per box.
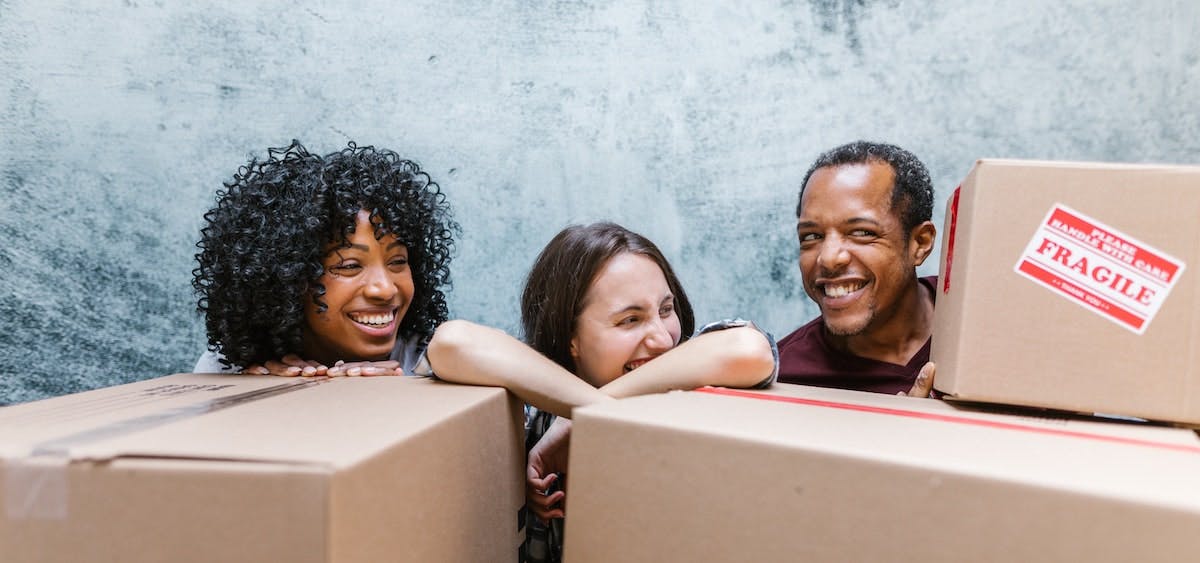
[2, 1, 1197, 405]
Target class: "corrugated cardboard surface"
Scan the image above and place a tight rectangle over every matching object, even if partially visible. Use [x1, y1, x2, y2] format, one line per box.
[563, 383, 1200, 562]
[0, 373, 524, 563]
[933, 159, 1200, 424]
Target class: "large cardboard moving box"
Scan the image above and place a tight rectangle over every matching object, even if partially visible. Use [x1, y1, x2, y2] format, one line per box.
[932, 159, 1200, 424]
[564, 383, 1200, 562]
[1, 374, 524, 563]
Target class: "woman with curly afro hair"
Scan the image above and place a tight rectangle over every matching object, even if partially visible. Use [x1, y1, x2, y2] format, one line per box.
[192, 140, 457, 376]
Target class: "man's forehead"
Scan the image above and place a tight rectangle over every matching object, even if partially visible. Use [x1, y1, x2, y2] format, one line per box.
[801, 161, 896, 212]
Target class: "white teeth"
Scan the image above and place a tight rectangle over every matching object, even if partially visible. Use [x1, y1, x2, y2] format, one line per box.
[350, 312, 394, 327]
[824, 282, 865, 298]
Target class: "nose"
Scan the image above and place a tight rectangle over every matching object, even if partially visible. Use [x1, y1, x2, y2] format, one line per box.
[361, 266, 399, 301]
[816, 234, 850, 273]
[643, 316, 675, 355]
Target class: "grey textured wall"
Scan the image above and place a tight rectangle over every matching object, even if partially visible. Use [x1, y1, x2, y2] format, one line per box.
[2, 1, 1198, 405]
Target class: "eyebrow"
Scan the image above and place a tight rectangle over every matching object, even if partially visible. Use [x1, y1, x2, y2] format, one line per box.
[605, 295, 674, 317]
[341, 241, 406, 252]
[797, 217, 882, 229]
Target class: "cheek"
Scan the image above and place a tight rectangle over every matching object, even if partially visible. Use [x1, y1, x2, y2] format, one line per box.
[668, 317, 683, 346]
[396, 271, 416, 302]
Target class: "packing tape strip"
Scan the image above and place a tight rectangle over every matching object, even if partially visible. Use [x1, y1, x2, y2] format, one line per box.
[5, 377, 332, 520]
[5, 456, 68, 520]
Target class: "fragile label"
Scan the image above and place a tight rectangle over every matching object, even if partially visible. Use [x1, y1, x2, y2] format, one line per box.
[1014, 204, 1185, 334]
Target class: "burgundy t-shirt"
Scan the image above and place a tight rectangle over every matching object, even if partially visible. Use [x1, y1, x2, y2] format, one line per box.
[777, 276, 937, 395]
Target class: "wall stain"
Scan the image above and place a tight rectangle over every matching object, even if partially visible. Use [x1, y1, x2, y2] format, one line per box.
[806, 0, 894, 56]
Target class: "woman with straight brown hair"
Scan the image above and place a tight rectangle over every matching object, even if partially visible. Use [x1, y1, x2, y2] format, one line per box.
[425, 221, 777, 563]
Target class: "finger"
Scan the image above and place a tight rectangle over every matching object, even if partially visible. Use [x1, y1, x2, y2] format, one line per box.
[526, 471, 556, 493]
[529, 491, 566, 521]
[243, 364, 270, 375]
[281, 354, 307, 368]
[300, 363, 329, 377]
[533, 505, 564, 522]
[528, 490, 564, 512]
[907, 362, 936, 398]
[264, 360, 301, 377]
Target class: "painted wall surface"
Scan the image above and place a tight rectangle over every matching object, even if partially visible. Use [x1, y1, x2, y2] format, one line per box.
[2, 1, 1198, 404]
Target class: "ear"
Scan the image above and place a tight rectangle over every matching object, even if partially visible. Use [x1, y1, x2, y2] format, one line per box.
[909, 220, 937, 266]
[569, 335, 580, 361]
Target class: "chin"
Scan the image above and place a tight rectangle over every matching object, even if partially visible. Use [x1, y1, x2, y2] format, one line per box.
[822, 317, 871, 337]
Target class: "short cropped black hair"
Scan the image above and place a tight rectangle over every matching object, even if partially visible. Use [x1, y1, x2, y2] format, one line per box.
[193, 140, 458, 367]
[796, 140, 933, 234]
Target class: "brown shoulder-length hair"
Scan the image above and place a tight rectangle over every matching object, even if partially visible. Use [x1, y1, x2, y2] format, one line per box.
[520, 222, 696, 375]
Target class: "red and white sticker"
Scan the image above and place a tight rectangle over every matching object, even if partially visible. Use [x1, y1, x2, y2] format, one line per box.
[1014, 204, 1186, 334]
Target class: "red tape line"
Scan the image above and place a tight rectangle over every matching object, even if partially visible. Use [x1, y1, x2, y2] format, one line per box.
[694, 387, 1200, 455]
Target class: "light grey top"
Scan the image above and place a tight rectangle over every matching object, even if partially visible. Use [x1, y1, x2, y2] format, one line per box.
[192, 333, 426, 374]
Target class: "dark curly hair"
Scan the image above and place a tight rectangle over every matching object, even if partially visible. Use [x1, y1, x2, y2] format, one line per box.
[796, 140, 934, 234]
[193, 140, 458, 368]
[520, 222, 696, 374]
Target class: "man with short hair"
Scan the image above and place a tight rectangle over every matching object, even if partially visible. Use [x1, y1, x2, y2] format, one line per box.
[777, 140, 937, 397]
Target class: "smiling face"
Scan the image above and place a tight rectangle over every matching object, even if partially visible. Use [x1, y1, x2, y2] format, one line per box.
[302, 209, 415, 364]
[797, 161, 932, 338]
[569, 252, 683, 388]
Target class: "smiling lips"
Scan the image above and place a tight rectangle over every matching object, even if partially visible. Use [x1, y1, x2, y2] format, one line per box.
[822, 280, 867, 298]
[624, 358, 652, 373]
[348, 310, 397, 329]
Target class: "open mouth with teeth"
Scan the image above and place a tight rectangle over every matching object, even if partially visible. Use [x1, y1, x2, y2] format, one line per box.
[624, 359, 651, 373]
[822, 281, 867, 298]
[348, 310, 396, 328]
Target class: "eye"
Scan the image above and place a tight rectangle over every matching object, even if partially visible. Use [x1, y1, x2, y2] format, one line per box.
[329, 262, 361, 275]
[659, 302, 675, 317]
[849, 229, 878, 238]
[617, 315, 640, 327]
[389, 256, 409, 270]
[798, 232, 822, 245]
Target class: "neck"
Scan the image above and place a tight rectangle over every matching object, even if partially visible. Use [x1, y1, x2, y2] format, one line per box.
[828, 277, 934, 366]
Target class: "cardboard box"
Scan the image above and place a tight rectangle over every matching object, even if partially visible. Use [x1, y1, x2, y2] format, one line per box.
[1, 373, 524, 563]
[563, 383, 1200, 562]
[932, 159, 1200, 424]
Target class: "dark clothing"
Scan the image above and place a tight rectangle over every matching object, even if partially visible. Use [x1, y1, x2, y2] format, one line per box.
[777, 276, 937, 395]
[520, 318, 778, 563]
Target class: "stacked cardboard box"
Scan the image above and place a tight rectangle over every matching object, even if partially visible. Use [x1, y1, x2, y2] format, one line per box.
[563, 383, 1200, 562]
[0, 373, 524, 563]
[932, 159, 1200, 424]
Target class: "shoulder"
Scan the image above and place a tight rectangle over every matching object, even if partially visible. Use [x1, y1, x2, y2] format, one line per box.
[193, 349, 237, 374]
[920, 275, 939, 305]
[392, 333, 428, 376]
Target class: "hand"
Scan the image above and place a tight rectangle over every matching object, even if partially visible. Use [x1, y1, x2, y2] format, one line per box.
[243, 354, 329, 377]
[526, 417, 572, 522]
[327, 360, 405, 377]
[899, 362, 936, 398]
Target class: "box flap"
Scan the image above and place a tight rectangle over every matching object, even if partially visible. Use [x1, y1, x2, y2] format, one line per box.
[0, 374, 508, 468]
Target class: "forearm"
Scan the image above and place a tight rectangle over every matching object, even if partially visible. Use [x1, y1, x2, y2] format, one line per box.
[426, 320, 614, 418]
[600, 325, 775, 398]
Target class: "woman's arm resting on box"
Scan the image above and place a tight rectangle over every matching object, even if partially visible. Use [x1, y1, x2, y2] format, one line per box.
[599, 324, 776, 399]
[425, 320, 616, 418]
